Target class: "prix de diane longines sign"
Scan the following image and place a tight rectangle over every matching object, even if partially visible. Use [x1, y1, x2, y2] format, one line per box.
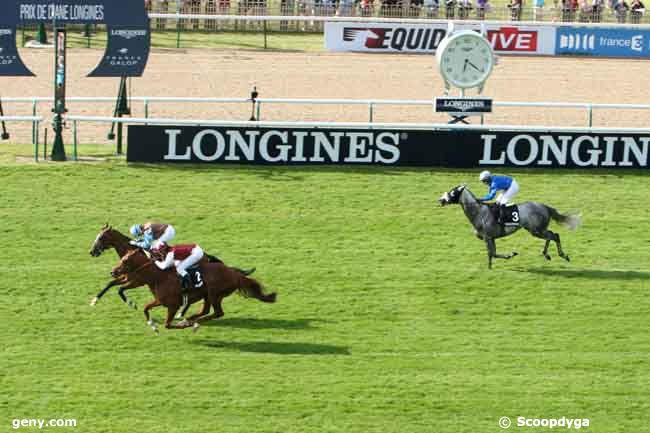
[0, 0, 150, 77]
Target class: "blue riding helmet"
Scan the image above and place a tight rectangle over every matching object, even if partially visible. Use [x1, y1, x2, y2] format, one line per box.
[130, 224, 143, 237]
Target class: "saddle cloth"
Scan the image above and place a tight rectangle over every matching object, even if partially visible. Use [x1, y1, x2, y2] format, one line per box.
[491, 204, 521, 226]
[186, 265, 204, 288]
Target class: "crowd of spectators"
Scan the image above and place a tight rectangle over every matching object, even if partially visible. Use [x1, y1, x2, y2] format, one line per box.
[144, 0, 647, 25]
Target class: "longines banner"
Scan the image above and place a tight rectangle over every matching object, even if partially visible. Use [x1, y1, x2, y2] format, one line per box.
[324, 22, 556, 55]
[128, 125, 650, 169]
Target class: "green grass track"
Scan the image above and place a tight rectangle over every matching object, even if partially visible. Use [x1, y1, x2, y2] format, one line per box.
[1, 144, 649, 433]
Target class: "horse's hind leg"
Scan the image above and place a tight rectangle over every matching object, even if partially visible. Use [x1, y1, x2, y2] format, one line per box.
[164, 306, 191, 330]
[552, 231, 570, 262]
[532, 230, 569, 262]
[196, 295, 226, 323]
[186, 299, 211, 321]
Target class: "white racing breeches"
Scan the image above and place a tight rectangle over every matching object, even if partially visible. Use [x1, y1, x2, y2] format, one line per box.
[496, 179, 519, 205]
[152, 225, 176, 249]
[175, 246, 203, 277]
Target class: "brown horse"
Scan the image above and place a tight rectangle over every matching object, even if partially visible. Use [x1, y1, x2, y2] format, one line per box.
[89, 224, 255, 314]
[89, 224, 148, 308]
[111, 249, 277, 332]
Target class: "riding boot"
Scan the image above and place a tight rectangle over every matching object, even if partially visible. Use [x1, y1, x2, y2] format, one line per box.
[178, 274, 191, 309]
[497, 204, 506, 224]
[181, 274, 191, 291]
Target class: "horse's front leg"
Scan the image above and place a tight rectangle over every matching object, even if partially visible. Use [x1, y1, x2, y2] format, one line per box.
[485, 238, 518, 269]
[485, 238, 495, 269]
[118, 287, 138, 310]
[143, 299, 161, 333]
[90, 276, 127, 306]
[116, 279, 144, 309]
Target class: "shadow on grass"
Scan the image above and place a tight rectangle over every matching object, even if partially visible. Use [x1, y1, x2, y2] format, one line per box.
[125, 162, 412, 177]
[193, 339, 350, 355]
[199, 316, 322, 330]
[526, 267, 650, 280]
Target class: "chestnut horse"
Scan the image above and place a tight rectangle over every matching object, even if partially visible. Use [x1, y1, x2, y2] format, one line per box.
[111, 249, 277, 332]
[89, 224, 255, 314]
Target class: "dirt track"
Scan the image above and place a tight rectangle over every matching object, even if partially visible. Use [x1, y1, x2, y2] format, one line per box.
[3, 48, 650, 144]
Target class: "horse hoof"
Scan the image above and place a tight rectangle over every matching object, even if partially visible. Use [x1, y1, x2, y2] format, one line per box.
[563, 255, 571, 262]
[544, 254, 551, 260]
[192, 323, 200, 333]
[90, 297, 98, 306]
[177, 319, 190, 327]
[512, 252, 518, 257]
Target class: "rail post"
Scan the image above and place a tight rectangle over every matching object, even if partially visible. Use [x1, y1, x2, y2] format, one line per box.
[73, 120, 78, 161]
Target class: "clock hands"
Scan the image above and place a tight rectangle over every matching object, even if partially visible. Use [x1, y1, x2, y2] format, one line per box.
[466, 60, 484, 73]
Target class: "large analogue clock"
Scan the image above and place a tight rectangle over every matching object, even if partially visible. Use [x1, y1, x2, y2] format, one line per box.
[436, 30, 495, 90]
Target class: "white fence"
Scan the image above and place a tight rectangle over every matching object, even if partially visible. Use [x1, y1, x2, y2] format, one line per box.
[4, 96, 650, 127]
[4, 97, 650, 161]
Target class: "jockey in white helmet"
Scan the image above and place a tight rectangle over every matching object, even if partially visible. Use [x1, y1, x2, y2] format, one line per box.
[478, 170, 520, 224]
[129, 221, 176, 250]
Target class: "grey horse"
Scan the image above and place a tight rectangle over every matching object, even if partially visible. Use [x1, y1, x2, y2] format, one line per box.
[438, 184, 581, 269]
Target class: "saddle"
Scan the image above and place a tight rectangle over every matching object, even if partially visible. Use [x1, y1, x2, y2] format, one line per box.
[488, 203, 521, 226]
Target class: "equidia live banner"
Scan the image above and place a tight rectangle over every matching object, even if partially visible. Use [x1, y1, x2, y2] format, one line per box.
[325, 22, 556, 55]
[127, 125, 650, 169]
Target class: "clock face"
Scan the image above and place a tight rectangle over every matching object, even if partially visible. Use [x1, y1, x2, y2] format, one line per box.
[437, 31, 494, 89]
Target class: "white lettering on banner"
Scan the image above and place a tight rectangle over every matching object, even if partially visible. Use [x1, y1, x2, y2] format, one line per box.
[164, 129, 190, 160]
[507, 135, 539, 166]
[162, 129, 402, 164]
[260, 131, 290, 162]
[478, 135, 505, 164]
[538, 135, 570, 165]
[312, 132, 343, 162]
[292, 131, 309, 162]
[620, 136, 649, 166]
[344, 133, 374, 163]
[192, 129, 225, 161]
[225, 130, 258, 161]
[20, 4, 37, 20]
[375, 133, 400, 164]
[602, 136, 618, 166]
[19, 3, 105, 21]
[571, 135, 601, 166]
[479, 134, 650, 167]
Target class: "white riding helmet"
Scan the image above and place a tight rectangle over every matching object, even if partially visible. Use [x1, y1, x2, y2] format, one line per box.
[130, 224, 143, 237]
[479, 170, 491, 182]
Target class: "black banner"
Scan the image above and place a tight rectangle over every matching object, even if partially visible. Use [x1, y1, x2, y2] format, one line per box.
[0, 1, 150, 77]
[127, 125, 650, 169]
[1, 1, 147, 26]
[435, 98, 493, 114]
[87, 26, 150, 77]
[0, 27, 34, 76]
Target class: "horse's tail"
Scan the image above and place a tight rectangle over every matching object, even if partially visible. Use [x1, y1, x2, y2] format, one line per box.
[548, 206, 582, 231]
[237, 276, 277, 303]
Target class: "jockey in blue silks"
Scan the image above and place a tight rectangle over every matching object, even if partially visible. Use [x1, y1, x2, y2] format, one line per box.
[479, 171, 520, 224]
[129, 222, 176, 250]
